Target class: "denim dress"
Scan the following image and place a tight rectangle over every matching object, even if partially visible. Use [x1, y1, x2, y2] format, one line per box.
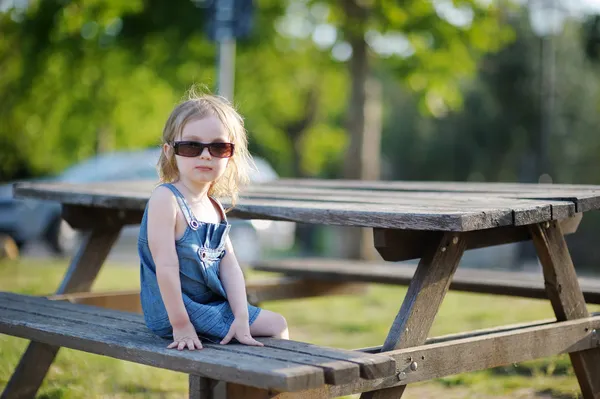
[138, 183, 262, 342]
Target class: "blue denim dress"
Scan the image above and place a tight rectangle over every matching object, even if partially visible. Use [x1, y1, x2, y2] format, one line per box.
[138, 183, 261, 342]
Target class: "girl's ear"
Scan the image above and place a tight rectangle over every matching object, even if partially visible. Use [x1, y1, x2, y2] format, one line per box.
[162, 143, 171, 156]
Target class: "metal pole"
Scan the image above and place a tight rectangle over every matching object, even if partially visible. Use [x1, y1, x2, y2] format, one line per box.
[215, 0, 236, 101]
[218, 38, 236, 101]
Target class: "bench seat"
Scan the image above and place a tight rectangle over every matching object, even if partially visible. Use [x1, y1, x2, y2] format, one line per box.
[0, 292, 396, 392]
[250, 258, 600, 303]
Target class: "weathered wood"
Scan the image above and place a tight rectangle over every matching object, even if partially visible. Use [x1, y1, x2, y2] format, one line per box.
[63, 204, 143, 229]
[250, 256, 600, 304]
[529, 221, 600, 398]
[327, 315, 600, 397]
[2, 226, 121, 399]
[225, 384, 330, 399]
[246, 278, 367, 305]
[241, 187, 576, 223]
[9, 293, 395, 383]
[374, 213, 582, 261]
[0, 292, 396, 392]
[0, 342, 60, 399]
[267, 178, 600, 213]
[189, 376, 218, 399]
[359, 232, 466, 399]
[258, 338, 395, 380]
[13, 180, 594, 231]
[57, 227, 122, 294]
[49, 290, 143, 313]
[48, 278, 366, 313]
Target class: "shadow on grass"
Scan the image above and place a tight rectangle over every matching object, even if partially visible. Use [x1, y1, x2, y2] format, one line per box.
[119, 382, 173, 395]
[536, 388, 581, 399]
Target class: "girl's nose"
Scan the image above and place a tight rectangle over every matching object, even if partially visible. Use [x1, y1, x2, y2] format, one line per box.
[199, 147, 211, 159]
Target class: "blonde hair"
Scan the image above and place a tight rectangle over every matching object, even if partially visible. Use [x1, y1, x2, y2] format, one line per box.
[158, 88, 253, 207]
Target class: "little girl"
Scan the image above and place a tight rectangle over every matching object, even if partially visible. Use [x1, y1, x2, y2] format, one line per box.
[138, 90, 289, 350]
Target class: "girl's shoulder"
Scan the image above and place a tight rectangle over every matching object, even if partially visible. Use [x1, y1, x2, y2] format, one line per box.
[147, 184, 178, 213]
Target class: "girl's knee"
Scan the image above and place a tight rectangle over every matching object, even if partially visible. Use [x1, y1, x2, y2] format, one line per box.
[252, 310, 289, 338]
[273, 313, 289, 339]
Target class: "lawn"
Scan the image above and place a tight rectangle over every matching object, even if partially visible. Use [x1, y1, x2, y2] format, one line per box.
[0, 257, 596, 399]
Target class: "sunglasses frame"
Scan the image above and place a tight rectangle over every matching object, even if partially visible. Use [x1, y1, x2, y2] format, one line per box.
[171, 141, 235, 158]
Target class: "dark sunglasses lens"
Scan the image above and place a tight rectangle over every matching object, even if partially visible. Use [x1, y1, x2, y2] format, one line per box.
[175, 143, 201, 157]
[209, 143, 234, 158]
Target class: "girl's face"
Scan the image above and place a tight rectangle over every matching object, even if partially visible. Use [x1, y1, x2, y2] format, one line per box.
[166, 115, 231, 186]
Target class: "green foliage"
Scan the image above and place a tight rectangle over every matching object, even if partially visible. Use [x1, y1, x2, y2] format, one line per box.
[0, 0, 511, 181]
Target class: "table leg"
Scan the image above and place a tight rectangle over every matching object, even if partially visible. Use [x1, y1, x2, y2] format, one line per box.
[529, 221, 600, 399]
[360, 232, 466, 399]
[1, 227, 121, 399]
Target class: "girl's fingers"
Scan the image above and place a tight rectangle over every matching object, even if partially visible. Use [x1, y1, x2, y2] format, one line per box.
[178, 340, 186, 351]
[194, 338, 203, 349]
[240, 336, 263, 347]
[186, 339, 196, 351]
[167, 341, 178, 349]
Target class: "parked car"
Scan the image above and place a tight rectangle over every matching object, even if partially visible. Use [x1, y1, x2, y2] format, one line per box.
[0, 148, 295, 263]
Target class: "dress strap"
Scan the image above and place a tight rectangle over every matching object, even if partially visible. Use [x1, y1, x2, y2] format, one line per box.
[161, 183, 200, 230]
[209, 196, 228, 224]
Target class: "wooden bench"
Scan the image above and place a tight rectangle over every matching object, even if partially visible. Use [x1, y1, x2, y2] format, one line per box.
[250, 258, 600, 304]
[6, 291, 600, 398]
[0, 292, 396, 398]
[46, 276, 366, 314]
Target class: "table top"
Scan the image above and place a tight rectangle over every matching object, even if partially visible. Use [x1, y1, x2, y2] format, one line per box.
[13, 179, 600, 232]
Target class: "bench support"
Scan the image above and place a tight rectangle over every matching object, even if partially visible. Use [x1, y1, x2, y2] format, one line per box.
[1, 225, 121, 399]
[360, 232, 466, 399]
[529, 221, 600, 398]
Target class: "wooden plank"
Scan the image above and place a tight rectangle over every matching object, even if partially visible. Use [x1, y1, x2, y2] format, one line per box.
[49, 290, 143, 313]
[359, 232, 467, 399]
[241, 187, 576, 222]
[246, 278, 367, 305]
[225, 384, 330, 399]
[529, 221, 600, 398]
[48, 278, 366, 313]
[328, 315, 600, 397]
[266, 179, 600, 213]
[0, 293, 395, 390]
[258, 338, 395, 381]
[43, 291, 394, 383]
[373, 214, 582, 261]
[63, 204, 143, 229]
[14, 181, 579, 231]
[2, 226, 121, 399]
[250, 257, 600, 304]
[0, 294, 325, 392]
[189, 376, 218, 399]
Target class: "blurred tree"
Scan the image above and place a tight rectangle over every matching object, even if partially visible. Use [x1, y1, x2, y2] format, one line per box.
[305, 0, 514, 258]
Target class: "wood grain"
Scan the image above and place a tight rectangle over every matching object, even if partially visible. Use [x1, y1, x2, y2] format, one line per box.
[0, 293, 396, 392]
[2, 226, 121, 399]
[373, 214, 582, 261]
[529, 221, 600, 398]
[13, 180, 597, 231]
[328, 315, 600, 397]
[360, 232, 467, 399]
[250, 257, 600, 304]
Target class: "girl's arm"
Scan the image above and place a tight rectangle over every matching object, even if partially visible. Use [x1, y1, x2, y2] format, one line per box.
[147, 186, 201, 350]
[219, 236, 250, 320]
[219, 235, 263, 346]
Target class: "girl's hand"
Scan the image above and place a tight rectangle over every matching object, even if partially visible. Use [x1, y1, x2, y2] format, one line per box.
[168, 322, 203, 350]
[220, 318, 264, 346]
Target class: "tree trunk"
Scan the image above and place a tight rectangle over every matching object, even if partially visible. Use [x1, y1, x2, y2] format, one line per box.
[340, 0, 383, 260]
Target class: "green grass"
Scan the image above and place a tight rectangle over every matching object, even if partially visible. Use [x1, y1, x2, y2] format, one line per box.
[0, 257, 597, 398]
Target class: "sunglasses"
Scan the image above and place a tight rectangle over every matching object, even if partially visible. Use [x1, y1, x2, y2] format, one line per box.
[171, 141, 235, 158]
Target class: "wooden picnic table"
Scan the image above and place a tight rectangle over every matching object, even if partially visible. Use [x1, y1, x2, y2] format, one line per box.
[3, 178, 600, 399]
